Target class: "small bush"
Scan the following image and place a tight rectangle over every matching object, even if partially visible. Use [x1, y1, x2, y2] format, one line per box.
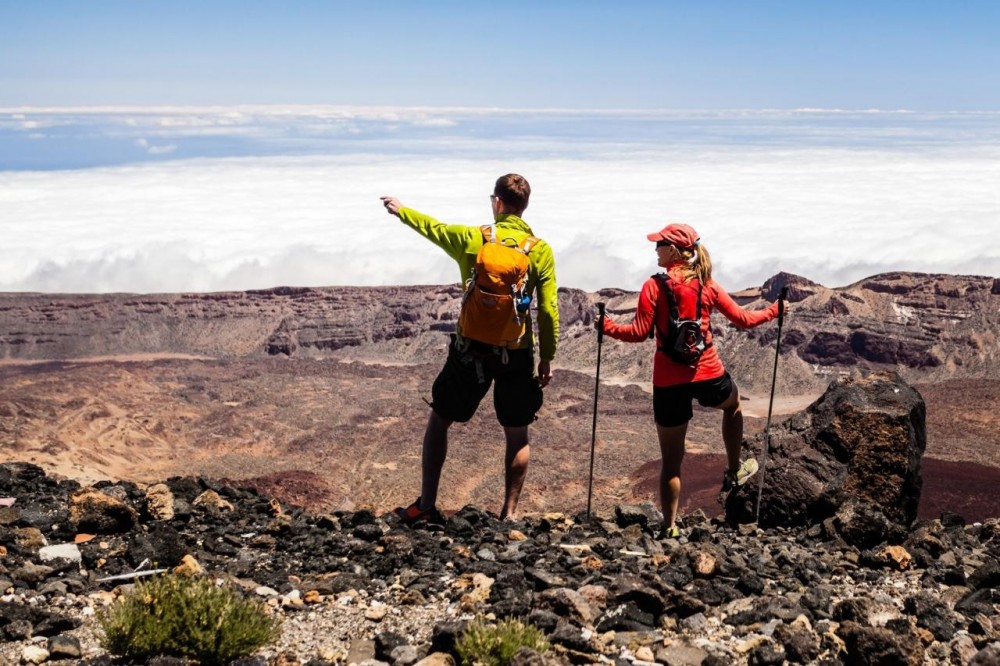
[455, 616, 549, 666]
[98, 574, 281, 665]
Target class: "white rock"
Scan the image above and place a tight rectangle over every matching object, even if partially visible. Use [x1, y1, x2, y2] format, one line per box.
[21, 645, 49, 664]
[38, 543, 83, 564]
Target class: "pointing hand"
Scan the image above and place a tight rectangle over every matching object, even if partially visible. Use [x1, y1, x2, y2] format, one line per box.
[380, 196, 402, 216]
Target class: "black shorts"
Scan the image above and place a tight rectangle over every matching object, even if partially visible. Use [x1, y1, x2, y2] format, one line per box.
[653, 372, 735, 427]
[430, 336, 543, 427]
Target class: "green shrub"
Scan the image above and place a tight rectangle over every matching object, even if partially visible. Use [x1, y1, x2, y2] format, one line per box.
[98, 574, 281, 665]
[455, 616, 549, 666]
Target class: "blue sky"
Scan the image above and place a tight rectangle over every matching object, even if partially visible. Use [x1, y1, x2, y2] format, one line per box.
[2, 1, 999, 110]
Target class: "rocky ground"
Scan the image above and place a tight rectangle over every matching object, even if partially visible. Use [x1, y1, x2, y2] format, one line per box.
[1, 461, 999, 666]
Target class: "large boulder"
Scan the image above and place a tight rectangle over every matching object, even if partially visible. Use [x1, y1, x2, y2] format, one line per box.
[727, 371, 926, 539]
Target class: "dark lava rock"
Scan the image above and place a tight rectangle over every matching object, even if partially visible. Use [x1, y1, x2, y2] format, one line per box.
[374, 631, 409, 661]
[728, 371, 925, 534]
[971, 643, 1000, 665]
[614, 504, 660, 531]
[429, 620, 467, 658]
[748, 642, 786, 665]
[595, 601, 655, 632]
[904, 592, 956, 641]
[838, 621, 924, 665]
[47, 634, 83, 659]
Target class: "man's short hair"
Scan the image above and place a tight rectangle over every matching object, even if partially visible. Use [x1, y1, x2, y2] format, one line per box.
[494, 174, 530, 215]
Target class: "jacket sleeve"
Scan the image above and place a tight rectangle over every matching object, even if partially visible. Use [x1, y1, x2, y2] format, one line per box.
[603, 278, 658, 342]
[533, 241, 559, 361]
[397, 207, 480, 262]
[712, 281, 779, 329]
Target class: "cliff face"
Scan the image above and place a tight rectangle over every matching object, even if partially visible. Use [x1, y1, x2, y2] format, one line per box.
[2, 271, 998, 396]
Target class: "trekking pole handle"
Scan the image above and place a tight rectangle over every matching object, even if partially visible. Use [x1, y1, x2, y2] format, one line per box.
[777, 287, 788, 324]
[596, 302, 606, 343]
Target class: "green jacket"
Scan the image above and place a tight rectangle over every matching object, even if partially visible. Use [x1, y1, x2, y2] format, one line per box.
[397, 207, 559, 361]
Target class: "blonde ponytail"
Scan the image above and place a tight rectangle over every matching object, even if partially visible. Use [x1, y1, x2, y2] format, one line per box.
[676, 242, 713, 284]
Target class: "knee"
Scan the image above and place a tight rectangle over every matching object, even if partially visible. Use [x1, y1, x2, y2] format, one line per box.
[723, 396, 742, 417]
[427, 410, 452, 433]
[660, 457, 683, 477]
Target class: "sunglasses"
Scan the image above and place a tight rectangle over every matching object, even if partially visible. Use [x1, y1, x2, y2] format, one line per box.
[656, 240, 674, 248]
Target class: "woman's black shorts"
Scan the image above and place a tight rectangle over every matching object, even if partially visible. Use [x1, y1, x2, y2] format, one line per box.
[430, 336, 543, 427]
[653, 372, 735, 427]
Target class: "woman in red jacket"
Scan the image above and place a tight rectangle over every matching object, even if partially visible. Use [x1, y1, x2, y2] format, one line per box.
[600, 223, 783, 538]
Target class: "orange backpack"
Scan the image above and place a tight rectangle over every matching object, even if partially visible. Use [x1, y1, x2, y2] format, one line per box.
[458, 225, 538, 348]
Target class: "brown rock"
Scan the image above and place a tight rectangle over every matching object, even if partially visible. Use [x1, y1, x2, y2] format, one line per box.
[13, 527, 46, 550]
[691, 550, 718, 577]
[68, 488, 138, 534]
[192, 489, 234, 512]
[0, 506, 20, 525]
[144, 483, 175, 521]
[173, 554, 204, 576]
[879, 545, 913, 571]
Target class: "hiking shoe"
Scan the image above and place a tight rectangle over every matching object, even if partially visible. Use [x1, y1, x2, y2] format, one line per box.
[659, 524, 681, 540]
[722, 458, 759, 493]
[394, 498, 444, 526]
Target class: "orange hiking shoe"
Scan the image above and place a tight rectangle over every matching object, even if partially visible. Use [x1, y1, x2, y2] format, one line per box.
[394, 498, 445, 526]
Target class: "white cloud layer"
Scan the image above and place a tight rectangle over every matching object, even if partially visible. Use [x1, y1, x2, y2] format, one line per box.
[2, 108, 999, 294]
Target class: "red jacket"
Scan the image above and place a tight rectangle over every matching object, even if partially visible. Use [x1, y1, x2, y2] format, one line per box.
[603, 267, 779, 387]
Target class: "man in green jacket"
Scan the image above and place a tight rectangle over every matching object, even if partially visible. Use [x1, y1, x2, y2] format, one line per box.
[380, 173, 559, 521]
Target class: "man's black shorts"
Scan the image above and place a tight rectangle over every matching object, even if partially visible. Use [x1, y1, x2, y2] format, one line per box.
[431, 336, 543, 427]
[653, 372, 735, 427]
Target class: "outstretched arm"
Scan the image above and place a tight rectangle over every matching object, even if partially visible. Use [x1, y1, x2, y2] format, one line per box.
[601, 278, 658, 342]
[713, 282, 782, 329]
[378, 196, 479, 262]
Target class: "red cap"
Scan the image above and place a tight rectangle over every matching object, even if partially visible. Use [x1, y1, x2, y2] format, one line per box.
[646, 223, 700, 250]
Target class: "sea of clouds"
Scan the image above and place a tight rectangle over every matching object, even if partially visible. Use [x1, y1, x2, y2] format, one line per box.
[1, 106, 998, 294]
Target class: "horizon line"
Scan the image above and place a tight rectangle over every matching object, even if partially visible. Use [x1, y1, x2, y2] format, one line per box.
[1, 269, 996, 300]
[6, 104, 1000, 116]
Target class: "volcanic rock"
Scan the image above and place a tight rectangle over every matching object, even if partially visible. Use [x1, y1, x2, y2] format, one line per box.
[2, 459, 1000, 664]
[727, 371, 926, 538]
[68, 487, 138, 534]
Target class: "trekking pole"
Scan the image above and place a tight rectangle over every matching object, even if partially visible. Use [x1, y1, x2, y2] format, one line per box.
[586, 302, 606, 517]
[754, 287, 788, 522]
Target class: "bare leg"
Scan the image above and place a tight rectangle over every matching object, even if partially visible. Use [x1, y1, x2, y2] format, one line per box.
[714, 386, 743, 475]
[656, 422, 688, 529]
[420, 410, 452, 511]
[500, 425, 530, 520]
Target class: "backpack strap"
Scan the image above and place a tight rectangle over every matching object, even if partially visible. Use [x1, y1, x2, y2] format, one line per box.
[650, 273, 674, 343]
[519, 235, 539, 254]
[482, 224, 539, 255]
